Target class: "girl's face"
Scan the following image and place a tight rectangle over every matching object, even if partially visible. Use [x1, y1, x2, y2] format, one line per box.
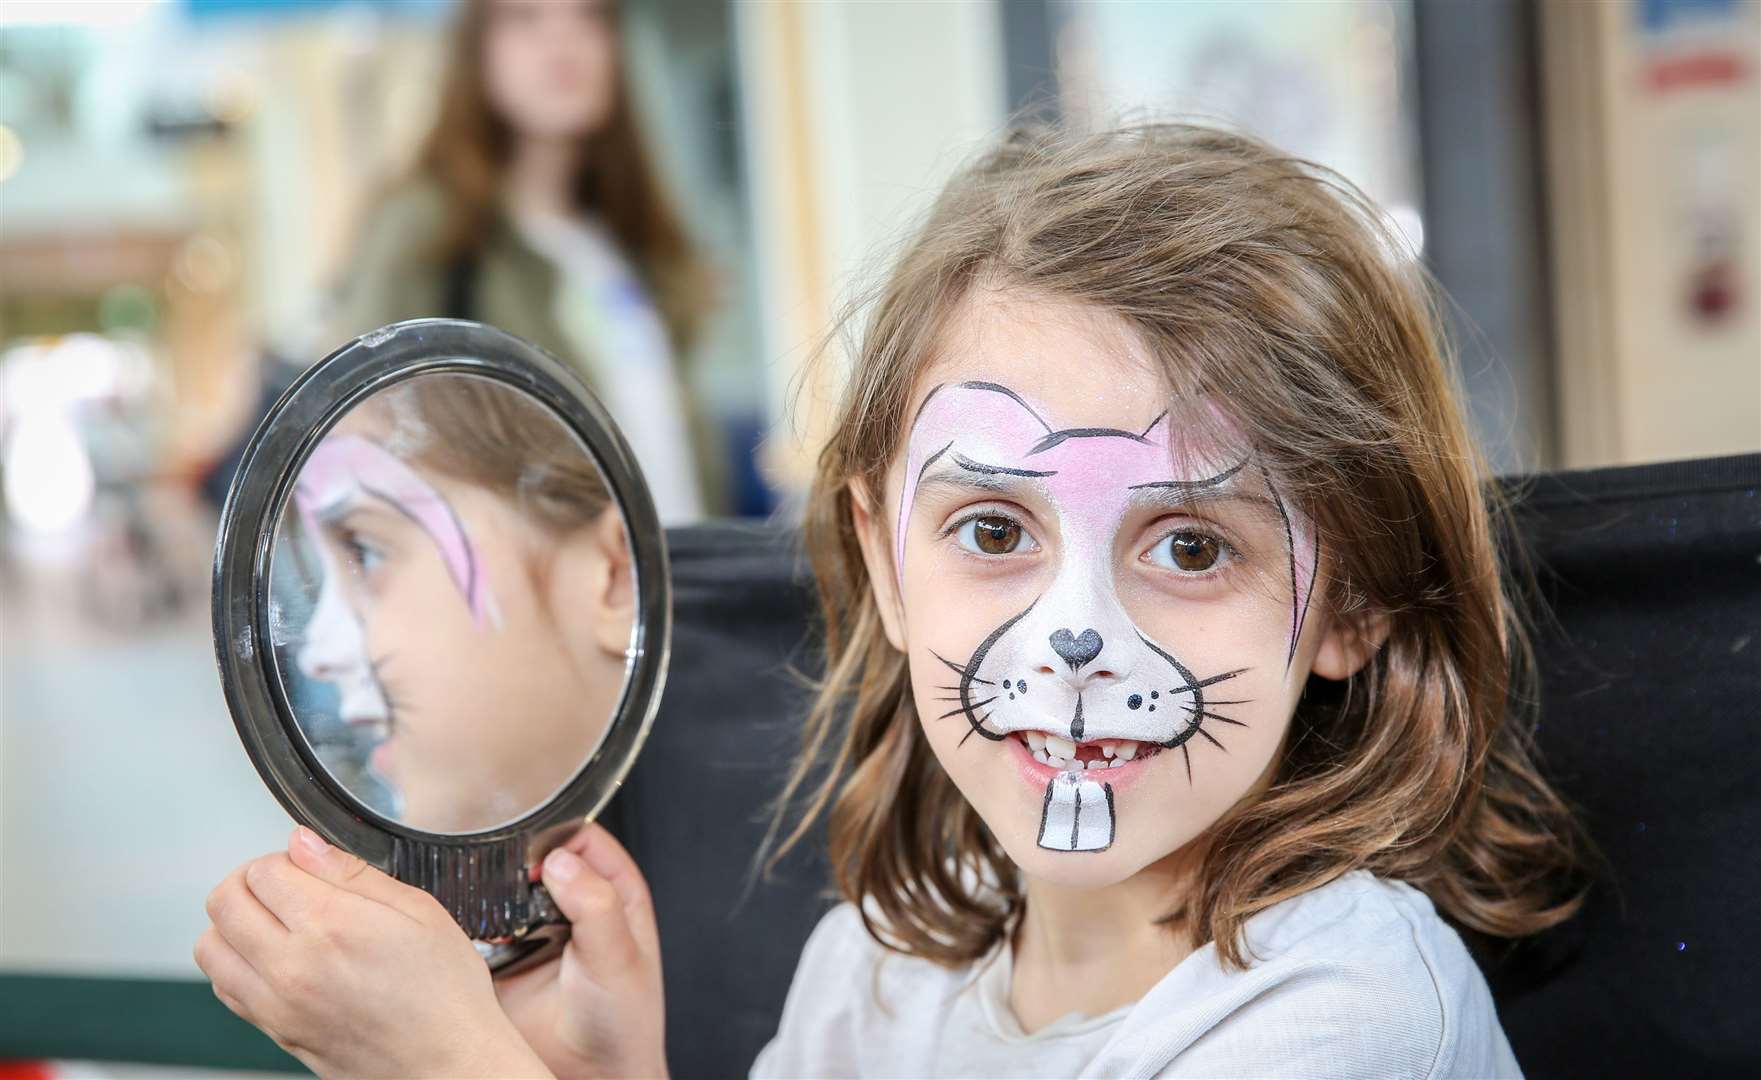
[856, 292, 1343, 888]
[290, 405, 633, 834]
[483, 0, 617, 143]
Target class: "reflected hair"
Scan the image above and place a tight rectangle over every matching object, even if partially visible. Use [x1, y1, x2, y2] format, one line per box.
[373, 375, 611, 535]
[770, 123, 1594, 970]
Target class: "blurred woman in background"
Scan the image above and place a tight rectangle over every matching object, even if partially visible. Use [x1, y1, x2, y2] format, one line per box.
[334, 0, 721, 521]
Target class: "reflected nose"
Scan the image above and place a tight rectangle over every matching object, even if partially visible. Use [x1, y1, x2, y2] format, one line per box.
[1049, 627, 1103, 670]
[298, 577, 366, 683]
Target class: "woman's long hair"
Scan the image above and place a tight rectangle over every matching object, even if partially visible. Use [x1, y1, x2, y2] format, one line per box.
[414, 0, 707, 351]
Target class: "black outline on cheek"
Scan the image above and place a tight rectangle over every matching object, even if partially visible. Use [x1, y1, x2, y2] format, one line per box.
[927, 598, 1038, 747]
[1128, 631, 1256, 788]
[1260, 464, 1301, 670]
[958, 599, 1037, 741]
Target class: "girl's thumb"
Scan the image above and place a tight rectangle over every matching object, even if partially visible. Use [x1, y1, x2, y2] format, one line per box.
[541, 847, 643, 970]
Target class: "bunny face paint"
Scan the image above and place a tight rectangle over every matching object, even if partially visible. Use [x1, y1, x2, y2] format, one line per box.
[883, 296, 1320, 885]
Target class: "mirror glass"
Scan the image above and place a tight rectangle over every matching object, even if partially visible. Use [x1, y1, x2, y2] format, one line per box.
[264, 371, 635, 835]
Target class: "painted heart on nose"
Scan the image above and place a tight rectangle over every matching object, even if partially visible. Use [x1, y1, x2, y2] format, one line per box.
[1049, 628, 1103, 670]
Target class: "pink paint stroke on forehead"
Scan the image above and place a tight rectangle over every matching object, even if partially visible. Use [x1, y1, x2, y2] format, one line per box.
[894, 380, 1319, 665]
[294, 434, 496, 628]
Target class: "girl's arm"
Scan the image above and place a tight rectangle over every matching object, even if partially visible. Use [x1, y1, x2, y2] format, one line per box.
[197, 823, 668, 1079]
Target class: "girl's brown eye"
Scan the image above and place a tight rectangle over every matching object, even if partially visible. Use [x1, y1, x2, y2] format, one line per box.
[974, 516, 1021, 555]
[955, 514, 1026, 555]
[1152, 529, 1222, 573]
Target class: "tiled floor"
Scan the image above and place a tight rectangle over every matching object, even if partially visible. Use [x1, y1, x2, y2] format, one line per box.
[1, 492, 292, 978]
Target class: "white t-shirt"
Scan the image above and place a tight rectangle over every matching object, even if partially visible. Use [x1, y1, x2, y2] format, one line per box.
[511, 207, 704, 525]
[751, 870, 1521, 1079]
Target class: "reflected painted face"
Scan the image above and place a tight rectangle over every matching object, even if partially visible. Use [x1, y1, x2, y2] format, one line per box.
[870, 294, 1323, 887]
[290, 409, 632, 834]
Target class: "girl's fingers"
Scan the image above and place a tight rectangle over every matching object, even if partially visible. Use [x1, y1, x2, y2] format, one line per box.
[565, 823, 660, 954]
[541, 846, 644, 972]
[208, 865, 290, 965]
[282, 826, 437, 922]
[194, 925, 271, 1028]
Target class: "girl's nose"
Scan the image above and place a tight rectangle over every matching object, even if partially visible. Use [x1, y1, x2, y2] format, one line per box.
[1049, 627, 1103, 670]
[298, 578, 366, 682]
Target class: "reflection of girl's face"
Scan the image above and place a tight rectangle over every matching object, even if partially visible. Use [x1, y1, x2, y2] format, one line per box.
[293, 415, 632, 834]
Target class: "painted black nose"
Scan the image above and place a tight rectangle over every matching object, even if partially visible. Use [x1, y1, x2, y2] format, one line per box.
[1049, 628, 1103, 670]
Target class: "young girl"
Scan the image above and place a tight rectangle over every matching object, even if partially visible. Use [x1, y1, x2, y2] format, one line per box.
[197, 123, 1587, 1078]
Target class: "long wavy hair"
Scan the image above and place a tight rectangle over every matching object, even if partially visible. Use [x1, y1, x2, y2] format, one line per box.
[771, 123, 1593, 971]
[413, 0, 706, 350]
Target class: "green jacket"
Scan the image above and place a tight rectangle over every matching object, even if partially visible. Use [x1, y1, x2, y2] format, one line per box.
[332, 182, 727, 515]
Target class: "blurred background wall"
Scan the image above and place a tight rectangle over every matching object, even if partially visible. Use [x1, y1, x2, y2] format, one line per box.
[0, 0, 1756, 1048]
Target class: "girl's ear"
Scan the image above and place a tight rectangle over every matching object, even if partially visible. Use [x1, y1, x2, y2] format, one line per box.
[586, 508, 635, 656]
[1310, 606, 1392, 681]
[848, 478, 908, 653]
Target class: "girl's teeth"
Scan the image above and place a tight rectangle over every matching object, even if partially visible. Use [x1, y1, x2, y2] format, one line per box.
[1023, 733, 1143, 769]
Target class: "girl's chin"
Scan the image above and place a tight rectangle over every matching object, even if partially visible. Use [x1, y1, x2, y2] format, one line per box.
[1004, 840, 1149, 890]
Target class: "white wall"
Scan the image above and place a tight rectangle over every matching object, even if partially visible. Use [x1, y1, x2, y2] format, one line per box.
[735, 0, 1008, 492]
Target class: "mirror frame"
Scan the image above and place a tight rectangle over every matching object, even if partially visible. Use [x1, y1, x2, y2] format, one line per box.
[212, 319, 670, 939]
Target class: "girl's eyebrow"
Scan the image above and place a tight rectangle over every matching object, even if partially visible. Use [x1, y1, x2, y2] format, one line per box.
[1125, 458, 1248, 494]
[310, 490, 359, 524]
[315, 500, 403, 534]
[914, 462, 1044, 501]
[1127, 481, 1284, 525]
[950, 451, 1057, 478]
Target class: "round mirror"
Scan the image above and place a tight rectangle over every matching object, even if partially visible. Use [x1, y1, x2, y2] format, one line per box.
[214, 319, 669, 973]
[267, 371, 633, 835]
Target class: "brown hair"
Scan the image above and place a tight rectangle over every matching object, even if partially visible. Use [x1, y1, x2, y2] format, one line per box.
[414, 0, 707, 350]
[381, 374, 611, 533]
[772, 123, 1593, 970]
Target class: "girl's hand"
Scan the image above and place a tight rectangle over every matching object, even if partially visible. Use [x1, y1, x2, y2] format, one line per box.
[196, 826, 551, 1078]
[494, 822, 669, 1079]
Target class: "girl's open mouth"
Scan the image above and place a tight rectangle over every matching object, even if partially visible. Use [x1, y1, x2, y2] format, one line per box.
[1012, 729, 1163, 772]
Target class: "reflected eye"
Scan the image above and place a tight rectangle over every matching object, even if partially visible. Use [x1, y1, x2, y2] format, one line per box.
[954, 514, 1037, 556]
[336, 531, 385, 576]
[1147, 528, 1226, 574]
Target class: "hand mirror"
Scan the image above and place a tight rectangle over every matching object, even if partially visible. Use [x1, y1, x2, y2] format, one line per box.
[212, 319, 668, 974]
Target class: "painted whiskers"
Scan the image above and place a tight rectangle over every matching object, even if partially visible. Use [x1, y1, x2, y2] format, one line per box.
[929, 643, 1252, 853]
